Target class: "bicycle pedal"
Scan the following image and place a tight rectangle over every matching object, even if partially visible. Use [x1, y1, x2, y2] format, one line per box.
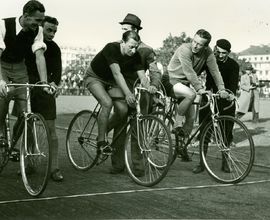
[100, 145, 113, 155]
[9, 149, 20, 162]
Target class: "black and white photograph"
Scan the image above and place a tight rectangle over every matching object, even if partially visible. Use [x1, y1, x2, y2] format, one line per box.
[0, 0, 270, 219]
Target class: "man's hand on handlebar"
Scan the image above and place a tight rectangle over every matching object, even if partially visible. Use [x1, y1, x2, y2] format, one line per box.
[226, 94, 235, 102]
[148, 85, 158, 94]
[140, 76, 150, 89]
[49, 82, 59, 97]
[219, 89, 229, 99]
[42, 82, 57, 95]
[125, 92, 136, 107]
[0, 79, 7, 97]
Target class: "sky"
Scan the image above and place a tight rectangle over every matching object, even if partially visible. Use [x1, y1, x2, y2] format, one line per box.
[1, 0, 270, 53]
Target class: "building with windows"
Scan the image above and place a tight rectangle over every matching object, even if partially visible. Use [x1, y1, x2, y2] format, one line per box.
[238, 45, 270, 80]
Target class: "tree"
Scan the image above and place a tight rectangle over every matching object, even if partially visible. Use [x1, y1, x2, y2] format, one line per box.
[155, 32, 192, 71]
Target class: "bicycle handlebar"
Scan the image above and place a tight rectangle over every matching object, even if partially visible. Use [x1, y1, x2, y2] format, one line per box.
[200, 89, 236, 111]
[134, 86, 165, 99]
[6, 82, 57, 94]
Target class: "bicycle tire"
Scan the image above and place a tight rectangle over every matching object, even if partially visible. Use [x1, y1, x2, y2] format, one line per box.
[124, 115, 173, 187]
[66, 110, 99, 171]
[20, 113, 52, 196]
[0, 123, 9, 172]
[152, 111, 192, 164]
[200, 115, 255, 184]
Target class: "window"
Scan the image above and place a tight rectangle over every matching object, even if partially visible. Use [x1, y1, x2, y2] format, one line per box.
[267, 57, 269, 60]
[254, 57, 257, 61]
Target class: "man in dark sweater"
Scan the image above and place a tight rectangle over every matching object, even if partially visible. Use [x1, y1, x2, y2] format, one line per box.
[193, 39, 240, 174]
[26, 16, 63, 181]
[0, 1, 48, 153]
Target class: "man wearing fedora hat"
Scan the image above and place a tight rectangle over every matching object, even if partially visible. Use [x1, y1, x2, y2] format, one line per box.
[193, 38, 240, 174]
[109, 13, 161, 175]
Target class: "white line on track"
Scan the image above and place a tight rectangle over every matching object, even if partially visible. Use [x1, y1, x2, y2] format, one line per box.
[0, 179, 270, 205]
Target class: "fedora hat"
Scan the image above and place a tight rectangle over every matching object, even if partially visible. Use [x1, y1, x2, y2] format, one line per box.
[119, 13, 143, 30]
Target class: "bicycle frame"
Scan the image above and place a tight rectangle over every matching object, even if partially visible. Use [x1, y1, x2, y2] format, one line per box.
[86, 86, 165, 159]
[5, 83, 50, 153]
[169, 92, 234, 149]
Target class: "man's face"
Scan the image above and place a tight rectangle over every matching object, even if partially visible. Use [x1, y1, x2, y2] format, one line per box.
[23, 10, 44, 31]
[191, 34, 208, 54]
[121, 24, 137, 34]
[43, 22, 58, 41]
[214, 46, 229, 62]
[122, 38, 139, 56]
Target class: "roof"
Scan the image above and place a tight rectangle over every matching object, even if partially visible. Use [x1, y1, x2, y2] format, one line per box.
[238, 44, 270, 56]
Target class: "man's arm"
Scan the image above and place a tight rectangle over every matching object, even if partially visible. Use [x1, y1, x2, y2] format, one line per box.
[110, 63, 135, 105]
[35, 49, 47, 82]
[227, 62, 240, 95]
[145, 51, 161, 88]
[0, 49, 8, 96]
[51, 45, 62, 85]
[206, 53, 225, 91]
[0, 20, 5, 81]
[32, 27, 47, 82]
[136, 69, 149, 88]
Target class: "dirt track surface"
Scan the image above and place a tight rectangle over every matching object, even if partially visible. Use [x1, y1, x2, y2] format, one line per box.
[1, 99, 270, 219]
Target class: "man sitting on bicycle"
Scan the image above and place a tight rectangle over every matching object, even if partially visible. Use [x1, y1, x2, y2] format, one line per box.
[162, 29, 228, 137]
[109, 13, 161, 175]
[84, 30, 148, 154]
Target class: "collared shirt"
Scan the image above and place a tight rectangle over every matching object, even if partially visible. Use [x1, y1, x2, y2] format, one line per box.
[0, 17, 46, 53]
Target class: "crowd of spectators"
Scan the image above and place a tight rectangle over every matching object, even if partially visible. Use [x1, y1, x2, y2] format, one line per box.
[59, 71, 90, 95]
[58, 68, 270, 97]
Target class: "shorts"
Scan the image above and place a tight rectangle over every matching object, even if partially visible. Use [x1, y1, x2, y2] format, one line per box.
[1, 61, 28, 116]
[31, 88, 56, 120]
[84, 65, 117, 90]
[84, 65, 124, 99]
[1, 61, 29, 83]
[161, 74, 176, 98]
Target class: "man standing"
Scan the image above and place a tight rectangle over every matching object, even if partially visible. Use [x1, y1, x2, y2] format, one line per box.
[109, 13, 161, 175]
[0, 1, 48, 151]
[25, 16, 63, 181]
[193, 39, 239, 174]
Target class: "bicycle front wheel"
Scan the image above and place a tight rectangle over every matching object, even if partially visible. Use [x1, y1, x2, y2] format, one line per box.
[20, 113, 52, 196]
[66, 110, 99, 171]
[124, 115, 173, 187]
[200, 115, 255, 184]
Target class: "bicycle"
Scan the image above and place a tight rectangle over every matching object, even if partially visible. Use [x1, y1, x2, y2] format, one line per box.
[153, 90, 255, 184]
[66, 86, 173, 186]
[0, 83, 53, 196]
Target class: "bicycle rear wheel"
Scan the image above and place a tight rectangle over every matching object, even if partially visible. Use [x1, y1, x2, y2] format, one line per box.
[152, 111, 192, 164]
[124, 115, 173, 186]
[20, 113, 51, 196]
[66, 110, 99, 170]
[200, 115, 255, 184]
